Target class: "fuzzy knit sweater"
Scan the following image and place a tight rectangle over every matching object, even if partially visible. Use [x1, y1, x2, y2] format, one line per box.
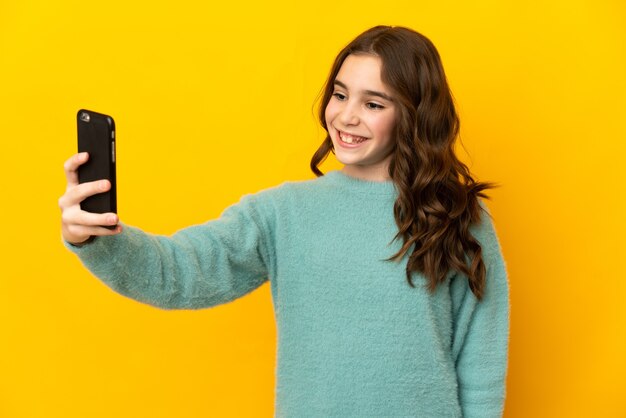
[65, 170, 510, 417]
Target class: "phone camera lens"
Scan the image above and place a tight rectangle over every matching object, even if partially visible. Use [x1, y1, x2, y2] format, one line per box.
[80, 112, 90, 122]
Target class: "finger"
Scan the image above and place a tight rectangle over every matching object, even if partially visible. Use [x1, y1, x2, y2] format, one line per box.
[87, 224, 123, 237]
[59, 179, 110, 209]
[62, 209, 118, 227]
[65, 223, 123, 240]
[64, 152, 89, 187]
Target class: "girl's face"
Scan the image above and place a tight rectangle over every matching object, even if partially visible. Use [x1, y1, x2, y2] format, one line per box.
[325, 54, 397, 182]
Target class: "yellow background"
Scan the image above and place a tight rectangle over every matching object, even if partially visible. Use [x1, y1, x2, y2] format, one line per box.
[1, 0, 624, 416]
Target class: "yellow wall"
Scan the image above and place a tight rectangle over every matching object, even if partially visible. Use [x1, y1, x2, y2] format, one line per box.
[1, 0, 624, 416]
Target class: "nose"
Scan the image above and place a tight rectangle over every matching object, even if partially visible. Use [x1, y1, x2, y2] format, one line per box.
[338, 102, 360, 126]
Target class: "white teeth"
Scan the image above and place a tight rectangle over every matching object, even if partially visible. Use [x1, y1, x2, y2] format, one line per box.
[339, 132, 365, 144]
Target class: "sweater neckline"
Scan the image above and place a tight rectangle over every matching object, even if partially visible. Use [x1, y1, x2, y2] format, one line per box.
[324, 170, 398, 196]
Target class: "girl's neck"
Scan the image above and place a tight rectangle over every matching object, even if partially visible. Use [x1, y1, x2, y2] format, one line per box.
[341, 165, 391, 183]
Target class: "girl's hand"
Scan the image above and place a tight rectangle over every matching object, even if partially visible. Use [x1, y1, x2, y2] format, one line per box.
[59, 152, 122, 245]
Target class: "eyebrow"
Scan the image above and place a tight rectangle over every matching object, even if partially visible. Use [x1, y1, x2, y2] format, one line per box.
[333, 80, 394, 102]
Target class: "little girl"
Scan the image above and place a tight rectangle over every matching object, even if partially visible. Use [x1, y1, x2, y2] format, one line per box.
[60, 25, 509, 417]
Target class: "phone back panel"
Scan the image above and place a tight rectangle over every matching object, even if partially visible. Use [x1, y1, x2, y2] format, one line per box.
[77, 109, 117, 214]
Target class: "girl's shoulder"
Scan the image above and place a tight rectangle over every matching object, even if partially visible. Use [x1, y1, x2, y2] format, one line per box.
[250, 170, 397, 206]
[232, 174, 330, 217]
[248, 173, 330, 202]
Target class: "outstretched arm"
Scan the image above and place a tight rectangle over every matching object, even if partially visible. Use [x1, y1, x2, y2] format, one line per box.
[60, 153, 271, 309]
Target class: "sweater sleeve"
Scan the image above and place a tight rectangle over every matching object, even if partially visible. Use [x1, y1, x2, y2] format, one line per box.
[64, 193, 272, 310]
[450, 208, 510, 418]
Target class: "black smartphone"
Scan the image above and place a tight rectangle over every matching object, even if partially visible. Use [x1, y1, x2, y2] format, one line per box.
[77, 109, 117, 219]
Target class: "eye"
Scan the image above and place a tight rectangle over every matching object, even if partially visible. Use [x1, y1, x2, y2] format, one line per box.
[366, 102, 385, 110]
[332, 92, 347, 101]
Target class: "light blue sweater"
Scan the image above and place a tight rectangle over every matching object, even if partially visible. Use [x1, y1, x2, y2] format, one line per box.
[66, 170, 509, 417]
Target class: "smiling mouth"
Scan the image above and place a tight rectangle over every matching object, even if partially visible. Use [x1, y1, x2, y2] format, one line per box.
[338, 130, 368, 144]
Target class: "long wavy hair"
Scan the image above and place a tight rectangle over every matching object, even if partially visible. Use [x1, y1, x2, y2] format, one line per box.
[310, 26, 494, 300]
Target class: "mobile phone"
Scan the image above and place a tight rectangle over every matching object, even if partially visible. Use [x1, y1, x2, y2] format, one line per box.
[77, 109, 117, 219]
